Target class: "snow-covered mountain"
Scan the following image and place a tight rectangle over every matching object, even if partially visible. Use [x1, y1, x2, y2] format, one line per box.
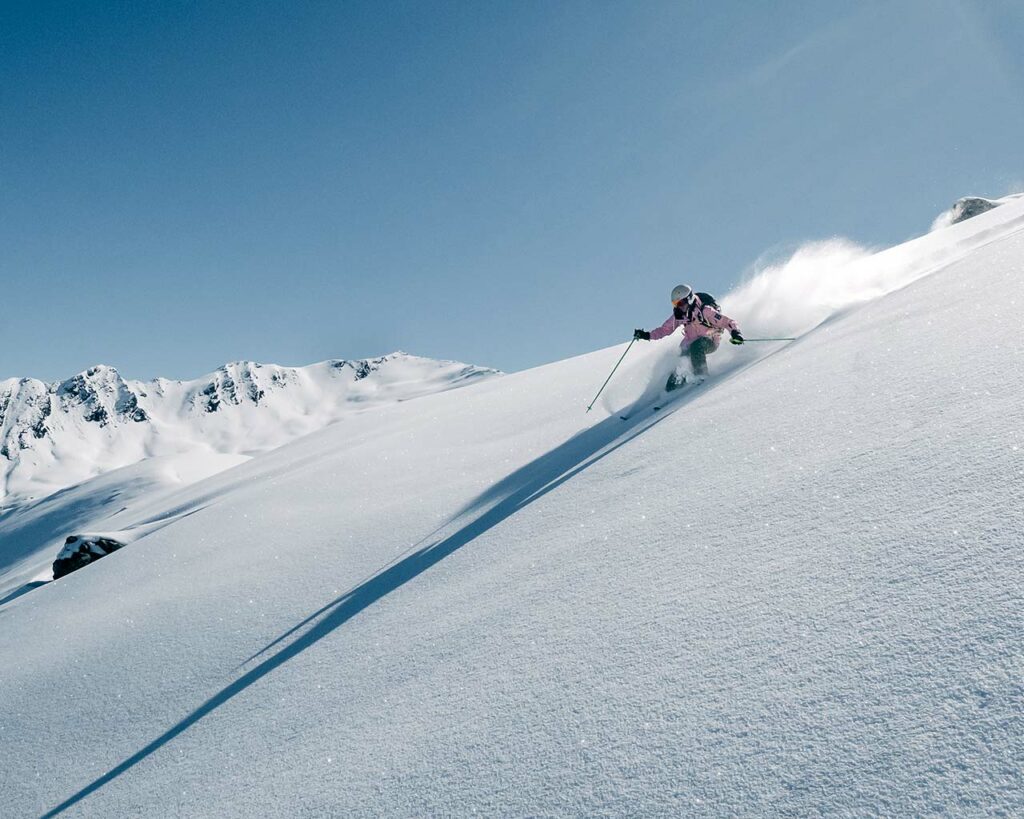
[2, 197, 1022, 816]
[0, 353, 498, 503]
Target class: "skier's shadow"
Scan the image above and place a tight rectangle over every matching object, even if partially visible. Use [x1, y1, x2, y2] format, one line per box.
[42, 394, 682, 817]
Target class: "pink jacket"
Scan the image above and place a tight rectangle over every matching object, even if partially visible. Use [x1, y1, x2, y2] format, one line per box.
[649, 298, 739, 348]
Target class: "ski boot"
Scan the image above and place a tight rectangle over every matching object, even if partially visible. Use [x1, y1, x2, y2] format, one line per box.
[665, 371, 687, 392]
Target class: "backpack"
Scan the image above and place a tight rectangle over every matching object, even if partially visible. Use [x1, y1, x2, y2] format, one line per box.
[674, 291, 720, 323]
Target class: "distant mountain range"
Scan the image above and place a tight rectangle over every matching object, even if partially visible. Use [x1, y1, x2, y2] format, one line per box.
[0, 353, 499, 502]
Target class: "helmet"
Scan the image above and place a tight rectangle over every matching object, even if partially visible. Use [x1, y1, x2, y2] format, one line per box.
[671, 284, 694, 305]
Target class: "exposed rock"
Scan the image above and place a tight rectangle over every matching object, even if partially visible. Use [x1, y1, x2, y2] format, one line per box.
[84, 405, 109, 425]
[950, 197, 999, 224]
[330, 355, 389, 380]
[117, 389, 148, 421]
[52, 535, 127, 579]
[196, 362, 273, 412]
[54, 365, 145, 429]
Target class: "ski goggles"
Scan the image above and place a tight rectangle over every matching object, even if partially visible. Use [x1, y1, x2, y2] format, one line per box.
[672, 293, 697, 307]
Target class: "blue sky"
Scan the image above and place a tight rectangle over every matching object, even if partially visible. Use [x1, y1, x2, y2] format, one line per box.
[2, 0, 1022, 380]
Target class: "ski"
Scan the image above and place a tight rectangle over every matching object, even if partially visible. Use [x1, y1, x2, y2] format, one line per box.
[619, 376, 706, 419]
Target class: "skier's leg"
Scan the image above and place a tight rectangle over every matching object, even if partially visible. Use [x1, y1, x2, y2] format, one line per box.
[665, 344, 688, 391]
[689, 337, 711, 375]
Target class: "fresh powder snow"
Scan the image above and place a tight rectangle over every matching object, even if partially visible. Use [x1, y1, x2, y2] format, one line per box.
[0, 354, 498, 600]
[1, 198, 1022, 816]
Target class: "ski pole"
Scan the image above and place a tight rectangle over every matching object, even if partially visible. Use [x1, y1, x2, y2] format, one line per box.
[741, 337, 796, 342]
[586, 338, 636, 413]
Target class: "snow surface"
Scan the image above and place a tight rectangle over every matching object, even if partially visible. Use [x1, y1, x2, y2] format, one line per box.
[0, 354, 498, 600]
[1, 199, 1023, 816]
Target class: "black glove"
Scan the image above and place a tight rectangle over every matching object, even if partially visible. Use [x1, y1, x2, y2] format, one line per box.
[633, 329, 651, 341]
[730, 329, 744, 345]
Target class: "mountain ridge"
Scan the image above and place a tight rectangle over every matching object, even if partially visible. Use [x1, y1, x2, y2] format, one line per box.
[0, 352, 499, 502]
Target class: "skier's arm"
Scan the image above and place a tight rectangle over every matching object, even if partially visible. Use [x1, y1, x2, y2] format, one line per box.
[702, 305, 739, 333]
[648, 314, 681, 340]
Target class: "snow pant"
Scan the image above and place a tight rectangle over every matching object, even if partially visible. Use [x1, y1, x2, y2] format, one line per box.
[686, 336, 717, 376]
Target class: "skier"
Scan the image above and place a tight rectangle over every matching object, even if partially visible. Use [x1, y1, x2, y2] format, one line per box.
[633, 284, 744, 389]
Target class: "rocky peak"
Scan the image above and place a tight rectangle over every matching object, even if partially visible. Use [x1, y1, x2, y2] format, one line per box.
[55, 365, 147, 426]
[194, 361, 269, 413]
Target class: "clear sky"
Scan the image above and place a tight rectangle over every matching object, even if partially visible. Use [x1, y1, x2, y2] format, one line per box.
[2, 0, 1022, 381]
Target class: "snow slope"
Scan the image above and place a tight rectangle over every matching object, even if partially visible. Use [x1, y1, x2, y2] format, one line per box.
[1, 200, 1022, 816]
[0, 452, 250, 601]
[0, 354, 497, 600]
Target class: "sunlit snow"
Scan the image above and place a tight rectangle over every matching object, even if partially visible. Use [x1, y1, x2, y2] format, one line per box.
[1, 198, 1022, 816]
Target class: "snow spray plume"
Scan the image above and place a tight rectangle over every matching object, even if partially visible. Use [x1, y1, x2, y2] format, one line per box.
[719, 220, 995, 343]
[720, 239, 873, 342]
